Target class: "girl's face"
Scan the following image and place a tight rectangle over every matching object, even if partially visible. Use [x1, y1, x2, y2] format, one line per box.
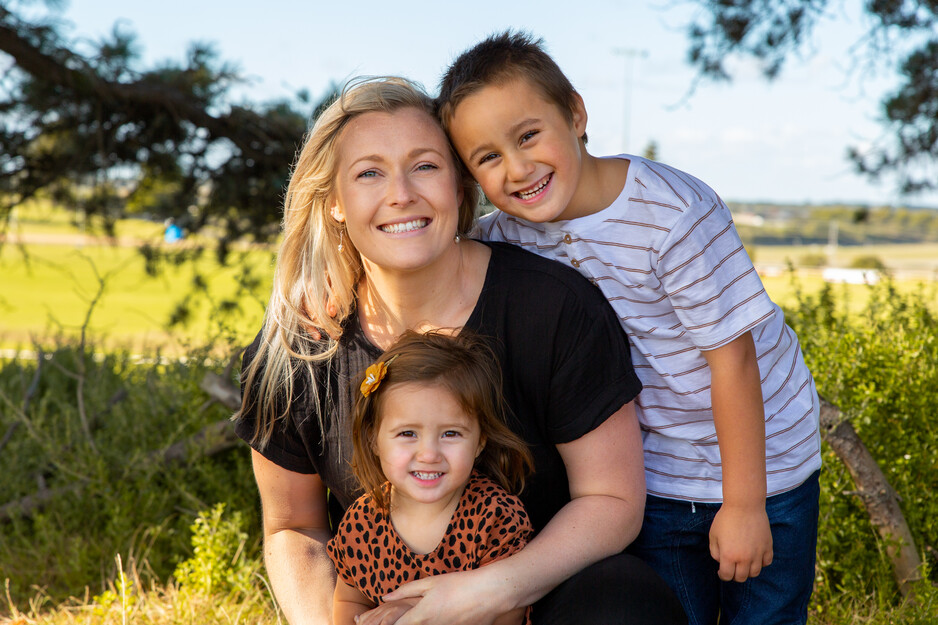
[330, 107, 463, 276]
[373, 381, 483, 511]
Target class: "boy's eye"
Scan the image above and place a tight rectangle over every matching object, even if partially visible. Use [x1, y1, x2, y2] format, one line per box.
[478, 152, 498, 166]
[520, 130, 538, 144]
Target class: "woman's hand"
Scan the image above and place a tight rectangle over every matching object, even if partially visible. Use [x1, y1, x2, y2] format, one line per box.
[381, 567, 512, 625]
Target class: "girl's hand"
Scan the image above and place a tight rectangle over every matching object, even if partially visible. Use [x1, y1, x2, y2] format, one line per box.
[382, 568, 512, 625]
[355, 598, 418, 625]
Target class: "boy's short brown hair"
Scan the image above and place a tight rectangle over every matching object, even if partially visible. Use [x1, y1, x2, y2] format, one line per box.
[437, 30, 586, 142]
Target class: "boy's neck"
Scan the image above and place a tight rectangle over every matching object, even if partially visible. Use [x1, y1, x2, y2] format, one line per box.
[556, 151, 631, 221]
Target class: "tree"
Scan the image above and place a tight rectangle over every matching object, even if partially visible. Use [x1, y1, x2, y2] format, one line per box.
[0, 2, 334, 260]
[683, 0, 938, 196]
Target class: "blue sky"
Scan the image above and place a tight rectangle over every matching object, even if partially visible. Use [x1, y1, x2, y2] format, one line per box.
[56, 1, 938, 208]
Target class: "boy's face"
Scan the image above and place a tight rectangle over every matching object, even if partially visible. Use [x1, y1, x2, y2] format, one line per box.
[448, 77, 588, 223]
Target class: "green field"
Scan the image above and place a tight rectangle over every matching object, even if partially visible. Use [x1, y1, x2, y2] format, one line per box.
[3, 206, 938, 355]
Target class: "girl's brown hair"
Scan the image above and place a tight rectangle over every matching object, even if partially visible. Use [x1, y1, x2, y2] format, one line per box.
[351, 330, 533, 510]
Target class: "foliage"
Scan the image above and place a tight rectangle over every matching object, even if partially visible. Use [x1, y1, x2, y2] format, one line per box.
[848, 255, 887, 270]
[0, 2, 335, 261]
[685, 0, 938, 196]
[782, 277, 938, 614]
[0, 339, 260, 607]
[173, 503, 259, 597]
[798, 252, 827, 267]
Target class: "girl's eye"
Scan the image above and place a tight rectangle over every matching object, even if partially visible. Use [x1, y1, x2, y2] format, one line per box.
[397, 430, 416, 438]
[478, 152, 498, 166]
[520, 130, 538, 144]
[442, 430, 462, 439]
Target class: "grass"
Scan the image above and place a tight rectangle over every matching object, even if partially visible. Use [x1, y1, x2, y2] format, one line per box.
[0, 243, 272, 356]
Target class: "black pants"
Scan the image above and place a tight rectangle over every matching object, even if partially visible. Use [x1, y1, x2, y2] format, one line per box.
[532, 552, 687, 625]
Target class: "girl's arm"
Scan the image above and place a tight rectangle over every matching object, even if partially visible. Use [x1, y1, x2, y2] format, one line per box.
[702, 330, 773, 582]
[251, 449, 336, 625]
[380, 401, 645, 624]
[334, 580, 377, 624]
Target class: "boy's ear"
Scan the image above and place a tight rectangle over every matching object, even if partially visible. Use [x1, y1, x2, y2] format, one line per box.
[571, 92, 588, 138]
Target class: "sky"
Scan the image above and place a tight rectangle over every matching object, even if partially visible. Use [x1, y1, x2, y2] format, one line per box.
[51, 0, 938, 208]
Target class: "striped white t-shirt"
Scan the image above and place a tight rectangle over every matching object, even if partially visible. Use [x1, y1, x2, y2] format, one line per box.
[477, 154, 821, 502]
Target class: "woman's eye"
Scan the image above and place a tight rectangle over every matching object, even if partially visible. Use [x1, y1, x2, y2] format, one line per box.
[357, 169, 378, 179]
[416, 162, 439, 172]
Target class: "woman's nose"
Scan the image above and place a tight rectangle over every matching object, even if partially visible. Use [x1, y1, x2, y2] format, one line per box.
[387, 172, 417, 207]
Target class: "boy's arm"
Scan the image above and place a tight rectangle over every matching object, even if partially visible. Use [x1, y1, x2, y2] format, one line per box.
[333, 580, 377, 625]
[701, 331, 774, 582]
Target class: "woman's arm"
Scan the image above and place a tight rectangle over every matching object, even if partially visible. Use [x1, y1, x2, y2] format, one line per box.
[381, 402, 645, 624]
[251, 449, 336, 625]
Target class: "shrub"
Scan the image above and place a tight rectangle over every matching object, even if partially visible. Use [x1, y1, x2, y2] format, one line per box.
[783, 278, 938, 615]
[0, 340, 260, 606]
[798, 252, 828, 268]
[849, 255, 887, 270]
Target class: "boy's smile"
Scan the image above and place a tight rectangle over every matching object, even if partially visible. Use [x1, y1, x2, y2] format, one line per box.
[448, 77, 592, 223]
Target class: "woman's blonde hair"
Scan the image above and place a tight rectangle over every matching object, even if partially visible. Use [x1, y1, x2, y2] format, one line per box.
[237, 77, 479, 449]
[351, 330, 533, 511]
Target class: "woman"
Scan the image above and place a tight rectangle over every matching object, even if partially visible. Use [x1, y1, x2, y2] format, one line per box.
[235, 77, 685, 625]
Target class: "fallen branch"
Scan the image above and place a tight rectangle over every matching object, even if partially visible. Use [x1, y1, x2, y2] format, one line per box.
[818, 396, 923, 597]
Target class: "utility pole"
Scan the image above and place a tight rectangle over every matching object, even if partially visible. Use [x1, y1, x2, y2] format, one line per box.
[613, 47, 648, 154]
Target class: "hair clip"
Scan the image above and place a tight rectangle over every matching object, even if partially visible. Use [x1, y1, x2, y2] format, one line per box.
[360, 355, 398, 397]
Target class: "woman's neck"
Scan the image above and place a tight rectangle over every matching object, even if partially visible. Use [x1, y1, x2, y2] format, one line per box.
[357, 240, 490, 350]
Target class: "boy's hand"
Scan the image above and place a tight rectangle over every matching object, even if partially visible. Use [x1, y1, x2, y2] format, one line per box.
[355, 598, 418, 625]
[709, 503, 773, 582]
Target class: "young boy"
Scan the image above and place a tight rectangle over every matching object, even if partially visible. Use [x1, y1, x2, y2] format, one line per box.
[438, 31, 822, 625]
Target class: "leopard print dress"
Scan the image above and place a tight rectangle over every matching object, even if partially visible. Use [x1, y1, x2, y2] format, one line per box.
[328, 471, 533, 622]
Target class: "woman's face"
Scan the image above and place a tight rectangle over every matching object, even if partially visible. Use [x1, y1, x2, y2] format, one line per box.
[331, 107, 463, 275]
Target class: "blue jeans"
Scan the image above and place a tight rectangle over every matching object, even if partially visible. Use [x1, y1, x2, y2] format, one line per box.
[628, 471, 819, 625]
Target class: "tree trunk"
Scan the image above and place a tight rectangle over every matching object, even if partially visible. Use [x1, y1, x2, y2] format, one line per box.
[818, 397, 923, 597]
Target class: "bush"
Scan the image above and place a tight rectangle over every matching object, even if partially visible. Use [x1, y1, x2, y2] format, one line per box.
[783, 278, 938, 617]
[798, 252, 828, 268]
[849, 255, 887, 270]
[0, 339, 260, 606]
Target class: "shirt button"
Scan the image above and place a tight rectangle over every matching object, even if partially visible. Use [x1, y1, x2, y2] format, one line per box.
[571, 259, 580, 268]
[563, 234, 572, 244]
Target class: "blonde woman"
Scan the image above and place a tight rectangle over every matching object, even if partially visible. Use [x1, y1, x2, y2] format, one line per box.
[235, 77, 684, 625]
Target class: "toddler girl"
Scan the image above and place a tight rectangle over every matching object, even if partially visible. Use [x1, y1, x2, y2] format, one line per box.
[327, 330, 534, 625]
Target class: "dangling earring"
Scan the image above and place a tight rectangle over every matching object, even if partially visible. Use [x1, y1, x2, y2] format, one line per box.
[454, 233, 461, 244]
[337, 227, 345, 253]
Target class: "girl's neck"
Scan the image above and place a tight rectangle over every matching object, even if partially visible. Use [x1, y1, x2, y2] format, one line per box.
[388, 481, 468, 555]
[358, 240, 489, 350]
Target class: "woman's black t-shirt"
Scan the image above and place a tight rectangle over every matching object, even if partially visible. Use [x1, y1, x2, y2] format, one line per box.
[235, 241, 641, 532]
